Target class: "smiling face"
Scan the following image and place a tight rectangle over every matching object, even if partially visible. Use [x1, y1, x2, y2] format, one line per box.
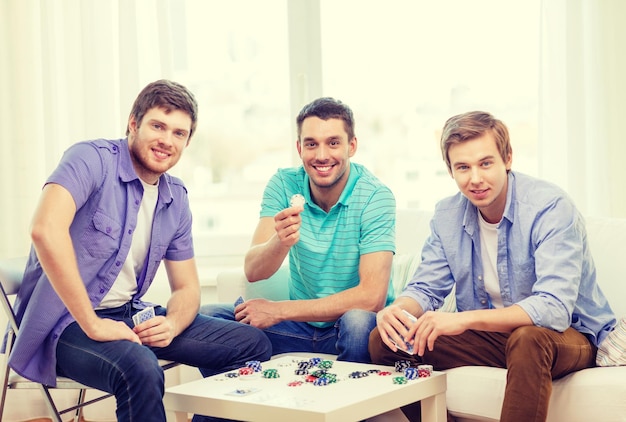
[127, 107, 192, 184]
[448, 132, 512, 223]
[296, 116, 357, 209]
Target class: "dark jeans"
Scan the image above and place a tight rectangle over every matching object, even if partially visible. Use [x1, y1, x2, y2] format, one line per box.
[56, 303, 272, 422]
[368, 325, 596, 422]
[200, 303, 376, 363]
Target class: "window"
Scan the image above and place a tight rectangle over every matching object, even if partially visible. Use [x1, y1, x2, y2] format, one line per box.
[172, 0, 540, 234]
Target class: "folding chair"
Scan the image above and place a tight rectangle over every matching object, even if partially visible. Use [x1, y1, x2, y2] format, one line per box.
[0, 257, 179, 422]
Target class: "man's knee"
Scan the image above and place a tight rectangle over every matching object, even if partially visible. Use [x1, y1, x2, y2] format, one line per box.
[339, 309, 376, 334]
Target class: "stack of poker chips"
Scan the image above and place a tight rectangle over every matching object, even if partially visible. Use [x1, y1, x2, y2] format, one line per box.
[392, 376, 408, 384]
[262, 368, 280, 378]
[404, 367, 419, 380]
[418, 364, 433, 377]
[394, 360, 411, 372]
[245, 360, 263, 372]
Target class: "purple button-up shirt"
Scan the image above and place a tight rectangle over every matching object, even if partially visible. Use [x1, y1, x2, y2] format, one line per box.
[9, 138, 194, 385]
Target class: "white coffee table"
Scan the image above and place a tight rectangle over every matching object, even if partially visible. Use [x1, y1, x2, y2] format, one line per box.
[164, 355, 447, 421]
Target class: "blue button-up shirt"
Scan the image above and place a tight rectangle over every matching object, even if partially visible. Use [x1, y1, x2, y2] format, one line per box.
[400, 171, 616, 346]
[9, 138, 194, 385]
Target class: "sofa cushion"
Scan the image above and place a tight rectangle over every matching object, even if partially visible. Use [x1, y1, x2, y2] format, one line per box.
[445, 365, 626, 421]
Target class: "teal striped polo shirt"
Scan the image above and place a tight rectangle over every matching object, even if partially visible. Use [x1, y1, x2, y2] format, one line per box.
[260, 162, 396, 327]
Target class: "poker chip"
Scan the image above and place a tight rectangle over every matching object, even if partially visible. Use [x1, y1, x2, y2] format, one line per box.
[308, 357, 322, 366]
[418, 364, 433, 378]
[313, 377, 330, 386]
[294, 368, 309, 376]
[290, 193, 306, 208]
[367, 369, 381, 374]
[404, 367, 419, 380]
[318, 360, 334, 369]
[322, 373, 337, 383]
[262, 368, 280, 379]
[288, 380, 303, 387]
[224, 372, 239, 378]
[392, 376, 408, 384]
[245, 360, 262, 372]
[348, 371, 369, 379]
[297, 361, 314, 370]
[395, 360, 411, 372]
[238, 367, 254, 376]
[304, 374, 318, 383]
[311, 369, 328, 378]
[378, 371, 392, 376]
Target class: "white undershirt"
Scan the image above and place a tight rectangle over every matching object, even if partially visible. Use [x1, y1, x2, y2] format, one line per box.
[478, 212, 504, 309]
[97, 180, 159, 309]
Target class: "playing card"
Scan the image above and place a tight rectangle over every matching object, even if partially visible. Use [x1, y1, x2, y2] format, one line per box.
[132, 306, 155, 326]
[226, 388, 260, 396]
[234, 296, 244, 307]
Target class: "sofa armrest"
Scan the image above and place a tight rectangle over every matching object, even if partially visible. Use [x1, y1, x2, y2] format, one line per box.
[216, 269, 248, 303]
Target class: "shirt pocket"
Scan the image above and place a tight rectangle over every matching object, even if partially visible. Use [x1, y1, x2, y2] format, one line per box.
[82, 211, 122, 259]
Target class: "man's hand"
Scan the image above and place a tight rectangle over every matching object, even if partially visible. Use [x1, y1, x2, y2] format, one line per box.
[409, 311, 468, 356]
[133, 315, 176, 347]
[375, 304, 418, 353]
[235, 298, 281, 329]
[274, 205, 303, 248]
[84, 317, 141, 344]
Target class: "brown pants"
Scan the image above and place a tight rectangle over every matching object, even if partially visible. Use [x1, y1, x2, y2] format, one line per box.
[368, 326, 596, 422]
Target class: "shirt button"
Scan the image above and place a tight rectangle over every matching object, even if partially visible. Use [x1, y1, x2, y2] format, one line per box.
[100, 288, 105, 293]
[106, 227, 112, 234]
[128, 229, 132, 234]
[478, 275, 483, 281]
[481, 300, 487, 305]
[135, 199, 140, 205]
[116, 261, 121, 266]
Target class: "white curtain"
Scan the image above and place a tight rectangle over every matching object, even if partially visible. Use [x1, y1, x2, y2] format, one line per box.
[0, 0, 175, 260]
[0, 1, 174, 420]
[539, 0, 626, 218]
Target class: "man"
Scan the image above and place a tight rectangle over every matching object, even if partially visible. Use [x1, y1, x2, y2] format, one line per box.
[202, 97, 396, 362]
[9, 80, 272, 422]
[369, 111, 616, 422]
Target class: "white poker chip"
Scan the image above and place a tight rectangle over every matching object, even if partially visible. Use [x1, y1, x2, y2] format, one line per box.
[290, 194, 306, 208]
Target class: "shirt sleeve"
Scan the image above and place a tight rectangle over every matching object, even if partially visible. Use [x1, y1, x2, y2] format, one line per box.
[46, 141, 104, 209]
[359, 186, 396, 255]
[399, 217, 457, 312]
[514, 197, 585, 332]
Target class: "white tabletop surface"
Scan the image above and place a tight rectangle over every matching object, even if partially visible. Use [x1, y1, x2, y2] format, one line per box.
[164, 355, 447, 422]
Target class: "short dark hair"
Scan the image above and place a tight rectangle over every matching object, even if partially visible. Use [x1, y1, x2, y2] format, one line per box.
[126, 79, 198, 138]
[440, 111, 512, 173]
[296, 97, 355, 141]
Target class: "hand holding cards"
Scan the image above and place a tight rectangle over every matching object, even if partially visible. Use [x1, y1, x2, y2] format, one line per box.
[132, 306, 155, 326]
[392, 309, 417, 355]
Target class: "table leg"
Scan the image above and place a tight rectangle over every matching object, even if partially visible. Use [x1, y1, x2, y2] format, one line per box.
[420, 391, 447, 422]
[172, 410, 188, 422]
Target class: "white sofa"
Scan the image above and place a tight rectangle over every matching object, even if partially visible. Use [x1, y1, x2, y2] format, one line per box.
[217, 209, 626, 421]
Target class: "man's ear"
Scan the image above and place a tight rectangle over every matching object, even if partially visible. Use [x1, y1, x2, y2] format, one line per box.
[128, 115, 138, 134]
[349, 137, 358, 157]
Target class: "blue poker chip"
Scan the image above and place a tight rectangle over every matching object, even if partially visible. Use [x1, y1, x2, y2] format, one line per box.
[404, 367, 419, 380]
[245, 360, 262, 372]
[313, 377, 329, 386]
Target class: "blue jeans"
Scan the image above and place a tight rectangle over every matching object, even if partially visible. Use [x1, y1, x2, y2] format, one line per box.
[199, 303, 376, 363]
[56, 303, 272, 422]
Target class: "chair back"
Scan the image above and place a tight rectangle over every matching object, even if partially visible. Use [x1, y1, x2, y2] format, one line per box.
[0, 257, 27, 339]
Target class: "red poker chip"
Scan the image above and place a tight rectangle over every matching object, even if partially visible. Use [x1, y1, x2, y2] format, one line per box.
[378, 371, 392, 376]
